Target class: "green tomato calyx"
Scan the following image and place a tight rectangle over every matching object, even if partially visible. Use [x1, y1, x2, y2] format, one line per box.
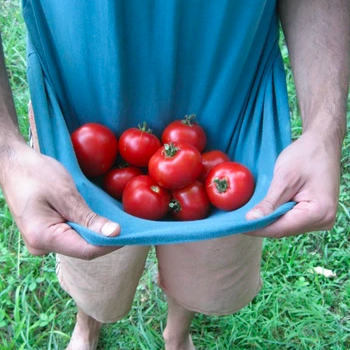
[138, 121, 153, 134]
[169, 199, 182, 213]
[213, 178, 229, 193]
[181, 114, 198, 126]
[163, 143, 179, 158]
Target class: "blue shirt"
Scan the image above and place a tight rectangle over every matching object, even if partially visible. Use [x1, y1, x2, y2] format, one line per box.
[22, 0, 294, 245]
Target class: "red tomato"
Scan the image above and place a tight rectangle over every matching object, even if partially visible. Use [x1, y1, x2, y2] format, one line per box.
[122, 175, 171, 220]
[161, 114, 207, 152]
[119, 122, 161, 167]
[148, 142, 202, 190]
[103, 165, 144, 200]
[71, 123, 118, 177]
[198, 150, 231, 182]
[169, 181, 211, 221]
[205, 162, 255, 211]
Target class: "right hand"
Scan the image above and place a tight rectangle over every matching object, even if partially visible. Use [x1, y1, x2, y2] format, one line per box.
[0, 142, 122, 260]
[245, 130, 341, 238]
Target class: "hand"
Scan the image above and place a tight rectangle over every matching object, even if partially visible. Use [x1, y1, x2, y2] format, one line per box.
[0, 143, 122, 259]
[245, 130, 341, 238]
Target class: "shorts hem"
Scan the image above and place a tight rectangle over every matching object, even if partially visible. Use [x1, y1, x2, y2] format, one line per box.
[158, 278, 263, 316]
[56, 255, 132, 324]
[89, 310, 131, 324]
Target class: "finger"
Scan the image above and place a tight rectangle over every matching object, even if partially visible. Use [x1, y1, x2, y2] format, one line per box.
[246, 200, 335, 238]
[80, 212, 121, 238]
[52, 188, 121, 237]
[246, 173, 301, 220]
[23, 221, 122, 259]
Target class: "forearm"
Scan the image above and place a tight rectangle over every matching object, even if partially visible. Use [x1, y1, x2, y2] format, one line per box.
[0, 30, 27, 184]
[0, 30, 26, 156]
[278, 0, 350, 149]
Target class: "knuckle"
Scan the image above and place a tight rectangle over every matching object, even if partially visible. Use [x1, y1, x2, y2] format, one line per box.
[321, 206, 337, 229]
[273, 165, 300, 191]
[26, 246, 47, 256]
[83, 211, 100, 228]
[24, 229, 44, 251]
[274, 164, 293, 182]
[59, 189, 88, 216]
[261, 198, 277, 212]
[62, 190, 84, 208]
[317, 200, 338, 224]
[311, 201, 337, 230]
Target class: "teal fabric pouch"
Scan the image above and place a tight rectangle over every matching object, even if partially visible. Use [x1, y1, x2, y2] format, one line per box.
[23, 0, 295, 246]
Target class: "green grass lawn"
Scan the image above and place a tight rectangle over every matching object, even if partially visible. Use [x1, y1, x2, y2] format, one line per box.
[1, 2, 350, 350]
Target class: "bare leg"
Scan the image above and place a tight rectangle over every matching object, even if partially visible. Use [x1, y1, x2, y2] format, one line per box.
[163, 295, 196, 350]
[66, 307, 102, 350]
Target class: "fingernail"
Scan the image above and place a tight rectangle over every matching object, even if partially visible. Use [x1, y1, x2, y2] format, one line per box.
[101, 222, 120, 237]
[247, 209, 264, 220]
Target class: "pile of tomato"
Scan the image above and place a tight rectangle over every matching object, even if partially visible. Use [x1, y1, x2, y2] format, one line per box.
[71, 115, 255, 221]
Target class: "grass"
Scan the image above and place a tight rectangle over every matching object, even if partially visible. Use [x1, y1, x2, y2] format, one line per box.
[1, 1, 350, 349]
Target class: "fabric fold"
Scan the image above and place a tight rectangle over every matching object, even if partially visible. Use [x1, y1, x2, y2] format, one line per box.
[23, 0, 295, 246]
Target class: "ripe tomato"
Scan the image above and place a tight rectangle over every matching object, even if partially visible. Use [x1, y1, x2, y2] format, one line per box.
[198, 150, 231, 182]
[103, 165, 144, 200]
[161, 114, 207, 152]
[148, 142, 202, 190]
[205, 162, 255, 211]
[71, 123, 118, 177]
[119, 122, 161, 167]
[169, 181, 211, 221]
[122, 175, 171, 220]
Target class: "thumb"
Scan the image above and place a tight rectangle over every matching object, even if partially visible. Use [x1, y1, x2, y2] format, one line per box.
[85, 213, 121, 237]
[246, 176, 297, 220]
[56, 191, 121, 237]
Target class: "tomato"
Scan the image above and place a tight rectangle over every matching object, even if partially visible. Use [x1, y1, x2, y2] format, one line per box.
[198, 150, 231, 182]
[161, 114, 207, 152]
[148, 142, 202, 189]
[71, 123, 118, 177]
[122, 175, 171, 220]
[205, 162, 255, 211]
[119, 122, 161, 167]
[103, 165, 144, 200]
[169, 181, 211, 221]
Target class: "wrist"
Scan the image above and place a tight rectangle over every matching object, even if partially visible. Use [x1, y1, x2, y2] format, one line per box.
[0, 111, 26, 157]
[0, 139, 28, 186]
[301, 127, 344, 162]
[302, 111, 347, 150]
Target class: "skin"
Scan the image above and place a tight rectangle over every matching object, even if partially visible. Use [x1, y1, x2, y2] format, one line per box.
[67, 2, 350, 348]
[246, 0, 350, 239]
[0, 0, 349, 349]
[0, 32, 122, 260]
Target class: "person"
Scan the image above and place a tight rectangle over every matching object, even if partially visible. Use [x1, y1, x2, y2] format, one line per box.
[0, 0, 349, 349]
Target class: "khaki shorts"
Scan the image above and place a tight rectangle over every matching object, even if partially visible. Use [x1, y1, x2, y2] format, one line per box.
[29, 103, 263, 323]
[56, 235, 263, 323]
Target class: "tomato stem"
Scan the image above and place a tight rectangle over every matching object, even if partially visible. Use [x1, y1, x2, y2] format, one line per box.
[181, 114, 198, 126]
[169, 199, 182, 213]
[213, 178, 229, 193]
[138, 121, 153, 134]
[163, 143, 179, 158]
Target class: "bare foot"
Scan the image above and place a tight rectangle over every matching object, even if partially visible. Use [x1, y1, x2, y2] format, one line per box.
[164, 334, 196, 350]
[163, 295, 196, 350]
[65, 308, 102, 350]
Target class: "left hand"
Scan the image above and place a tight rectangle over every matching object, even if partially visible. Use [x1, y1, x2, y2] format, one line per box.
[245, 130, 341, 238]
